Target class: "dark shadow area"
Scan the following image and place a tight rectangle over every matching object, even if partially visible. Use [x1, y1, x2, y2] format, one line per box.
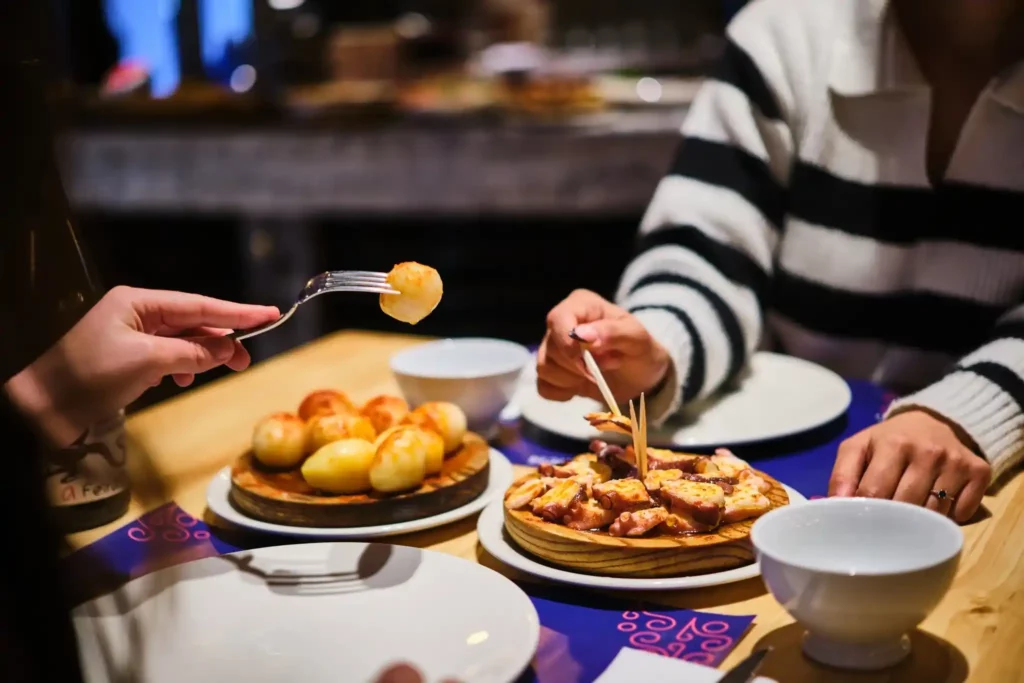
[963, 503, 992, 526]
[752, 623, 969, 683]
[219, 542, 421, 596]
[317, 215, 637, 345]
[986, 462, 1022, 495]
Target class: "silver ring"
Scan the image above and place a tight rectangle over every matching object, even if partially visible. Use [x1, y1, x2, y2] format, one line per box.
[930, 489, 952, 502]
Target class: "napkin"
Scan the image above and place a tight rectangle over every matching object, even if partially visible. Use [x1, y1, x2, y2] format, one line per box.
[595, 648, 777, 683]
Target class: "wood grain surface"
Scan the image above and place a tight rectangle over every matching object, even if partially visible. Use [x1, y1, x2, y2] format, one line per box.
[230, 433, 490, 527]
[65, 331, 1024, 683]
[504, 470, 789, 578]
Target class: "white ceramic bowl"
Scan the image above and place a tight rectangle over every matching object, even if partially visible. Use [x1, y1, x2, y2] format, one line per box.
[390, 338, 531, 434]
[751, 498, 962, 671]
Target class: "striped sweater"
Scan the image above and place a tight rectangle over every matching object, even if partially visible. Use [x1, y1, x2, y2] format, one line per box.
[623, 0, 1024, 481]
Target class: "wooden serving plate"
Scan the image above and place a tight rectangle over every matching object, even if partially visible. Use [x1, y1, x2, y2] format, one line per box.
[503, 470, 789, 578]
[230, 433, 490, 528]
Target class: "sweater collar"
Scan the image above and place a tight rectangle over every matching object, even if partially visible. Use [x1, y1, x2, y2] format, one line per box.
[828, 0, 1024, 113]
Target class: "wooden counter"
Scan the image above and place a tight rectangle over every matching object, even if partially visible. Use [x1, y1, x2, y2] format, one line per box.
[67, 331, 1024, 683]
[62, 110, 686, 219]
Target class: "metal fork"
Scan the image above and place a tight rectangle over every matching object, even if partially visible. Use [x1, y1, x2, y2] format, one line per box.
[229, 270, 397, 341]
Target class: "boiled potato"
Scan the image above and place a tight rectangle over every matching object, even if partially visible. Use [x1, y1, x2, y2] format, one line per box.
[379, 262, 443, 325]
[306, 413, 376, 452]
[361, 394, 409, 434]
[252, 412, 308, 468]
[373, 425, 402, 449]
[372, 424, 442, 474]
[403, 401, 467, 454]
[298, 389, 356, 421]
[369, 426, 430, 493]
[409, 426, 445, 475]
[301, 439, 376, 494]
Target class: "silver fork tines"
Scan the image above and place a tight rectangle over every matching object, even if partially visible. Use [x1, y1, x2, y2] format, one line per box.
[228, 269, 398, 341]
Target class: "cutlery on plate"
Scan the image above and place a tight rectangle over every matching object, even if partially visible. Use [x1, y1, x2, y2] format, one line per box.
[569, 328, 622, 417]
[230, 270, 398, 341]
[719, 647, 771, 683]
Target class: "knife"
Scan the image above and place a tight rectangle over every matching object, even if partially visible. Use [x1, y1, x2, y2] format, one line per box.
[719, 648, 771, 683]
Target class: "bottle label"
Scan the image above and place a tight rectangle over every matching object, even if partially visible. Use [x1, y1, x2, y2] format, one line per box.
[45, 412, 128, 507]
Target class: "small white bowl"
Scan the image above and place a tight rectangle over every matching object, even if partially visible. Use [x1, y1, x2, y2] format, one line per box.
[390, 338, 531, 434]
[751, 497, 962, 671]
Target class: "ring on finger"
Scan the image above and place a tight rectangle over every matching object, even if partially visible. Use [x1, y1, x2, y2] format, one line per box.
[927, 487, 959, 517]
[929, 488, 955, 502]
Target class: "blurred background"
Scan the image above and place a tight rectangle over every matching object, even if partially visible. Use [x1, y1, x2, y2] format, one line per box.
[51, 0, 748, 409]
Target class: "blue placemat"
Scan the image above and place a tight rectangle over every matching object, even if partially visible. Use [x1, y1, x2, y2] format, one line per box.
[523, 584, 753, 682]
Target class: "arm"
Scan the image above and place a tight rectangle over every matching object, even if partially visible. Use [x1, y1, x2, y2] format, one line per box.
[617, 8, 795, 422]
[885, 305, 1024, 482]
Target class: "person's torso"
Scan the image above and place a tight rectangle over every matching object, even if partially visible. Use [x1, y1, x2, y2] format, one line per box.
[760, 0, 1024, 393]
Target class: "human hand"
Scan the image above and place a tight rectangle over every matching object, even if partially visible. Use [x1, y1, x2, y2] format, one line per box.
[6, 286, 279, 446]
[372, 663, 460, 683]
[537, 289, 670, 405]
[829, 409, 990, 522]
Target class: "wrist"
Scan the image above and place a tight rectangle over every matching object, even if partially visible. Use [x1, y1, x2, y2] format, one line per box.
[5, 356, 88, 448]
[886, 405, 981, 455]
[645, 343, 672, 396]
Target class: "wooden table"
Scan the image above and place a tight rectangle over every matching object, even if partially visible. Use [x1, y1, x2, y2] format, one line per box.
[67, 331, 1024, 683]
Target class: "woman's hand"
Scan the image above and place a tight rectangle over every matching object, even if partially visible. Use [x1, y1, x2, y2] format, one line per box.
[829, 409, 991, 522]
[6, 286, 279, 446]
[537, 289, 670, 404]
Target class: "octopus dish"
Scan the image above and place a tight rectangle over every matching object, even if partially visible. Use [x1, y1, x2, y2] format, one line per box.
[503, 402, 790, 578]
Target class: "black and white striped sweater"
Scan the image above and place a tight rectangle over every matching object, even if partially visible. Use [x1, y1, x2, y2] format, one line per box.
[624, 0, 1024, 480]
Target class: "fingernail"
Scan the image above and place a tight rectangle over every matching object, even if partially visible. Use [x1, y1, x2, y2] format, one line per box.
[573, 324, 597, 342]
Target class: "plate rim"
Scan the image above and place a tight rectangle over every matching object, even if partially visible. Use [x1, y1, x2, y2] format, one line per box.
[476, 484, 809, 591]
[75, 541, 541, 683]
[519, 351, 852, 449]
[206, 448, 515, 539]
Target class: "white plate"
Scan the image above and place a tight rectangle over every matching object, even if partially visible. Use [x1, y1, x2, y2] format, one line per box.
[476, 484, 808, 591]
[74, 542, 540, 683]
[520, 352, 851, 448]
[207, 449, 515, 539]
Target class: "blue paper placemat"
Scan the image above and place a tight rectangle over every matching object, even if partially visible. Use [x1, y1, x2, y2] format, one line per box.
[522, 584, 753, 682]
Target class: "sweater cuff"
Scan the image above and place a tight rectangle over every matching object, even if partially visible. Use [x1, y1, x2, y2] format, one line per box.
[631, 308, 693, 426]
[885, 370, 1024, 483]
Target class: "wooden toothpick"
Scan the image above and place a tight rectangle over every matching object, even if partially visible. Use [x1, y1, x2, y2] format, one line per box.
[570, 328, 622, 417]
[638, 393, 648, 479]
[629, 399, 646, 478]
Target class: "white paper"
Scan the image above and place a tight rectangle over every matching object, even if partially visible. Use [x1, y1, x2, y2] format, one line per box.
[594, 648, 778, 683]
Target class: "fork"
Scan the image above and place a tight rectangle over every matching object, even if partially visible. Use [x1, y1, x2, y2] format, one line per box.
[228, 270, 398, 341]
